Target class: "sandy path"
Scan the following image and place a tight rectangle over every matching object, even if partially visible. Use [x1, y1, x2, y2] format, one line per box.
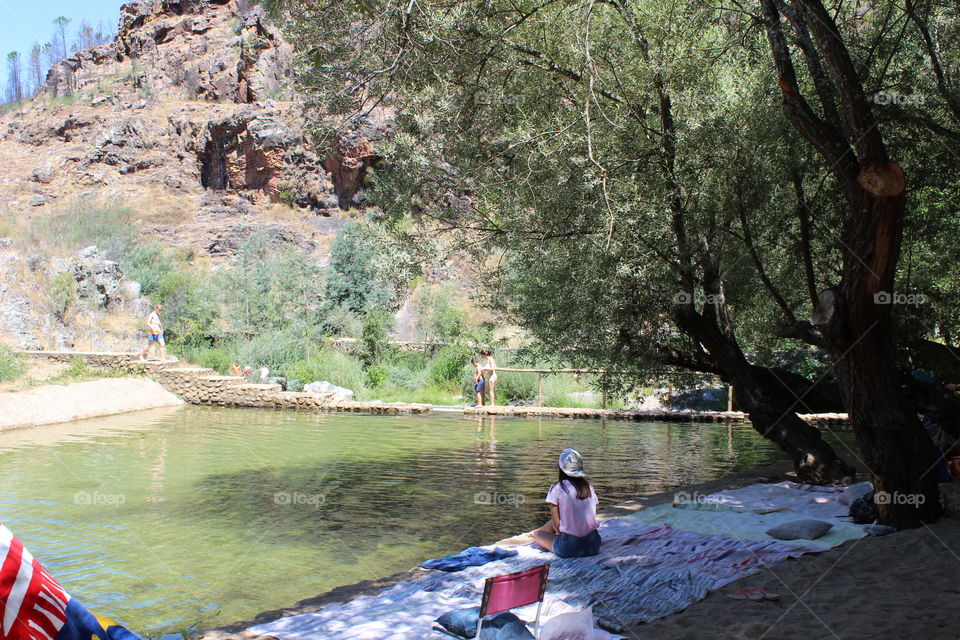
[0, 377, 184, 431]
[636, 518, 960, 639]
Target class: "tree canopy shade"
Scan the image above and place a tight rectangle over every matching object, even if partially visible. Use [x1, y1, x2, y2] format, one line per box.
[270, 0, 960, 526]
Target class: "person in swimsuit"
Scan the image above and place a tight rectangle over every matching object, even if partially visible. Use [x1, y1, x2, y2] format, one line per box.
[139, 304, 166, 362]
[471, 357, 485, 406]
[480, 348, 498, 406]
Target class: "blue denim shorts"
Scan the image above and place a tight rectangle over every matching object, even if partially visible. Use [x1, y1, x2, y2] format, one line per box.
[553, 529, 601, 558]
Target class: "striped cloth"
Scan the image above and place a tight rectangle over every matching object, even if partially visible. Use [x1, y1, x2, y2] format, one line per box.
[251, 518, 818, 638]
[0, 523, 140, 640]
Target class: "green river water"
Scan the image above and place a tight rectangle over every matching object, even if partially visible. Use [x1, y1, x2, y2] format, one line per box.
[0, 405, 801, 636]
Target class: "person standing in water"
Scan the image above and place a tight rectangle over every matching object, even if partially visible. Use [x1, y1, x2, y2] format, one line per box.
[471, 357, 485, 406]
[139, 304, 166, 362]
[479, 348, 498, 406]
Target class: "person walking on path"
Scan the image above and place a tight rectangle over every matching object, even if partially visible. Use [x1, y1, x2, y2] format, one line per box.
[531, 448, 601, 558]
[480, 348, 498, 406]
[139, 304, 166, 362]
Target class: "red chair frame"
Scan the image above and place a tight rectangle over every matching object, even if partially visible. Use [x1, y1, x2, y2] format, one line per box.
[474, 564, 550, 638]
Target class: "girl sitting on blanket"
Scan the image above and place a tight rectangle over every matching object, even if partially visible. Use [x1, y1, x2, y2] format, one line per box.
[532, 448, 601, 558]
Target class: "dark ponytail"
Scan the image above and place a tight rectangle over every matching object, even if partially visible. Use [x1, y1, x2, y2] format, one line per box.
[557, 469, 592, 500]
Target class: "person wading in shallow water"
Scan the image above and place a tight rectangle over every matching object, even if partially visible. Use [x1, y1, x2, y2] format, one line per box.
[480, 348, 498, 406]
[139, 304, 166, 362]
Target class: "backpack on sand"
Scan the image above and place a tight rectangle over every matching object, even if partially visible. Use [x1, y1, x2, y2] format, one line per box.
[849, 490, 878, 524]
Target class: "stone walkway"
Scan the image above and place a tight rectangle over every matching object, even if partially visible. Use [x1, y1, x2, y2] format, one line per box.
[15, 351, 849, 425]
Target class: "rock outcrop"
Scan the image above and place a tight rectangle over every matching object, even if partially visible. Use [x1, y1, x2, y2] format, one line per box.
[45, 0, 294, 105]
[0, 0, 372, 258]
[0, 242, 150, 351]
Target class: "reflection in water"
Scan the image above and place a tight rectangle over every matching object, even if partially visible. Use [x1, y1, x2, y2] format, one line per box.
[0, 406, 801, 636]
[474, 416, 498, 475]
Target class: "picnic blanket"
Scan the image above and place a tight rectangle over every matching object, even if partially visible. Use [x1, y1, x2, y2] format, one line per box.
[694, 481, 851, 518]
[627, 501, 866, 549]
[250, 517, 818, 638]
[542, 520, 816, 630]
[422, 546, 518, 572]
[249, 481, 870, 638]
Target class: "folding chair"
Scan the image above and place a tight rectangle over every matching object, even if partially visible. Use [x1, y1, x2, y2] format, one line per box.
[434, 563, 551, 639]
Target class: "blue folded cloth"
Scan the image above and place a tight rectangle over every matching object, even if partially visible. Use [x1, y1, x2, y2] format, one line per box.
[864, 524, 897, 537]
[422, 546, 518, 571]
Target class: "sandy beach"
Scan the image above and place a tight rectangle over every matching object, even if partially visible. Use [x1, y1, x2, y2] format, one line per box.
[0, 377, 184, 431]
[201, 460, 960, 640]
[638, 518, 960, 639]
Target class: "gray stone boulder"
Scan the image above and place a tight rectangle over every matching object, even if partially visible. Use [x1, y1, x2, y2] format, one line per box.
[30, 165, 54, 183]
[65, 246, 127, 310]
[0, 283, 41, 349]
[304, 380, 355, 402]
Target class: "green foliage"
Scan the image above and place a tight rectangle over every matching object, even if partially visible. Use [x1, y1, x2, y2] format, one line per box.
[61, 358, 88, 379]
[384, 361, 426, 391]
[118, 242, 178, 297]
[279, 188, 297, 208]
[365, 364, 387, 388]
[428, 344, 473, 386]
[490, 371, 537, 405]
[0, 346, 24, 382]
[191, 348, 235, 374]
[360, 309, 393, 364]
[226, 323, 318, 374]
[31, 203, 138, 256]
[324, 218, 413, 314]
[321, 304, 363, 336]
[414, 284, 468, 344]
[152, 270, 220, 348]
[49, 272, 76, 321]
[217, 232, 325, 336]
[284, 348, 368, 397]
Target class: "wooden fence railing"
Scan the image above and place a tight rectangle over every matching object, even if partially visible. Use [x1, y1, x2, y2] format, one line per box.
[492, 368, 733, 410]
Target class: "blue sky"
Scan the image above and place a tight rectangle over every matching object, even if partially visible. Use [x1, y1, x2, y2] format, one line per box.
[1, 0, 125, 92]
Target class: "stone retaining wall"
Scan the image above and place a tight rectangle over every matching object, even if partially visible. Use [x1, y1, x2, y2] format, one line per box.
[465, 404, 850, 427]
[16, 351, 431, 415]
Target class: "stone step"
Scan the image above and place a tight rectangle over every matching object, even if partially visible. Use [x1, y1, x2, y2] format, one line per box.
[163, 367, 216, 375]
[199, 375, 243, 382]
[237, 384, 282, 391]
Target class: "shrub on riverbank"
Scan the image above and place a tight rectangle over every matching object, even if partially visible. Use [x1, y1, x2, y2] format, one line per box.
[0, 346, 24, 382]
[285, 348, 369, 398]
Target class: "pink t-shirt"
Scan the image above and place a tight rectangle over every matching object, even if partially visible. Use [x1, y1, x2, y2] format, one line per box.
[545, 480, 599, 537]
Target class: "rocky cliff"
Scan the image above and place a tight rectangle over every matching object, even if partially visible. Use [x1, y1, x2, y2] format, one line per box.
[0, 0, 396, 350]
[0, 0, 387, 246]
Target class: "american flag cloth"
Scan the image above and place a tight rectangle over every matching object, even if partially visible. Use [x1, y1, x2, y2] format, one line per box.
[0, 524, 140, 640]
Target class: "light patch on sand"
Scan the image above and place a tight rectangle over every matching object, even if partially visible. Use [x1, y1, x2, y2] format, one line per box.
[0, 377, 184, 431]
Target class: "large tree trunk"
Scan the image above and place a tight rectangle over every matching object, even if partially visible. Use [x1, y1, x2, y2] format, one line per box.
[813, 186, 943, 526]
[761, 0, 942, 526]
[675, 309, 855, 484]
